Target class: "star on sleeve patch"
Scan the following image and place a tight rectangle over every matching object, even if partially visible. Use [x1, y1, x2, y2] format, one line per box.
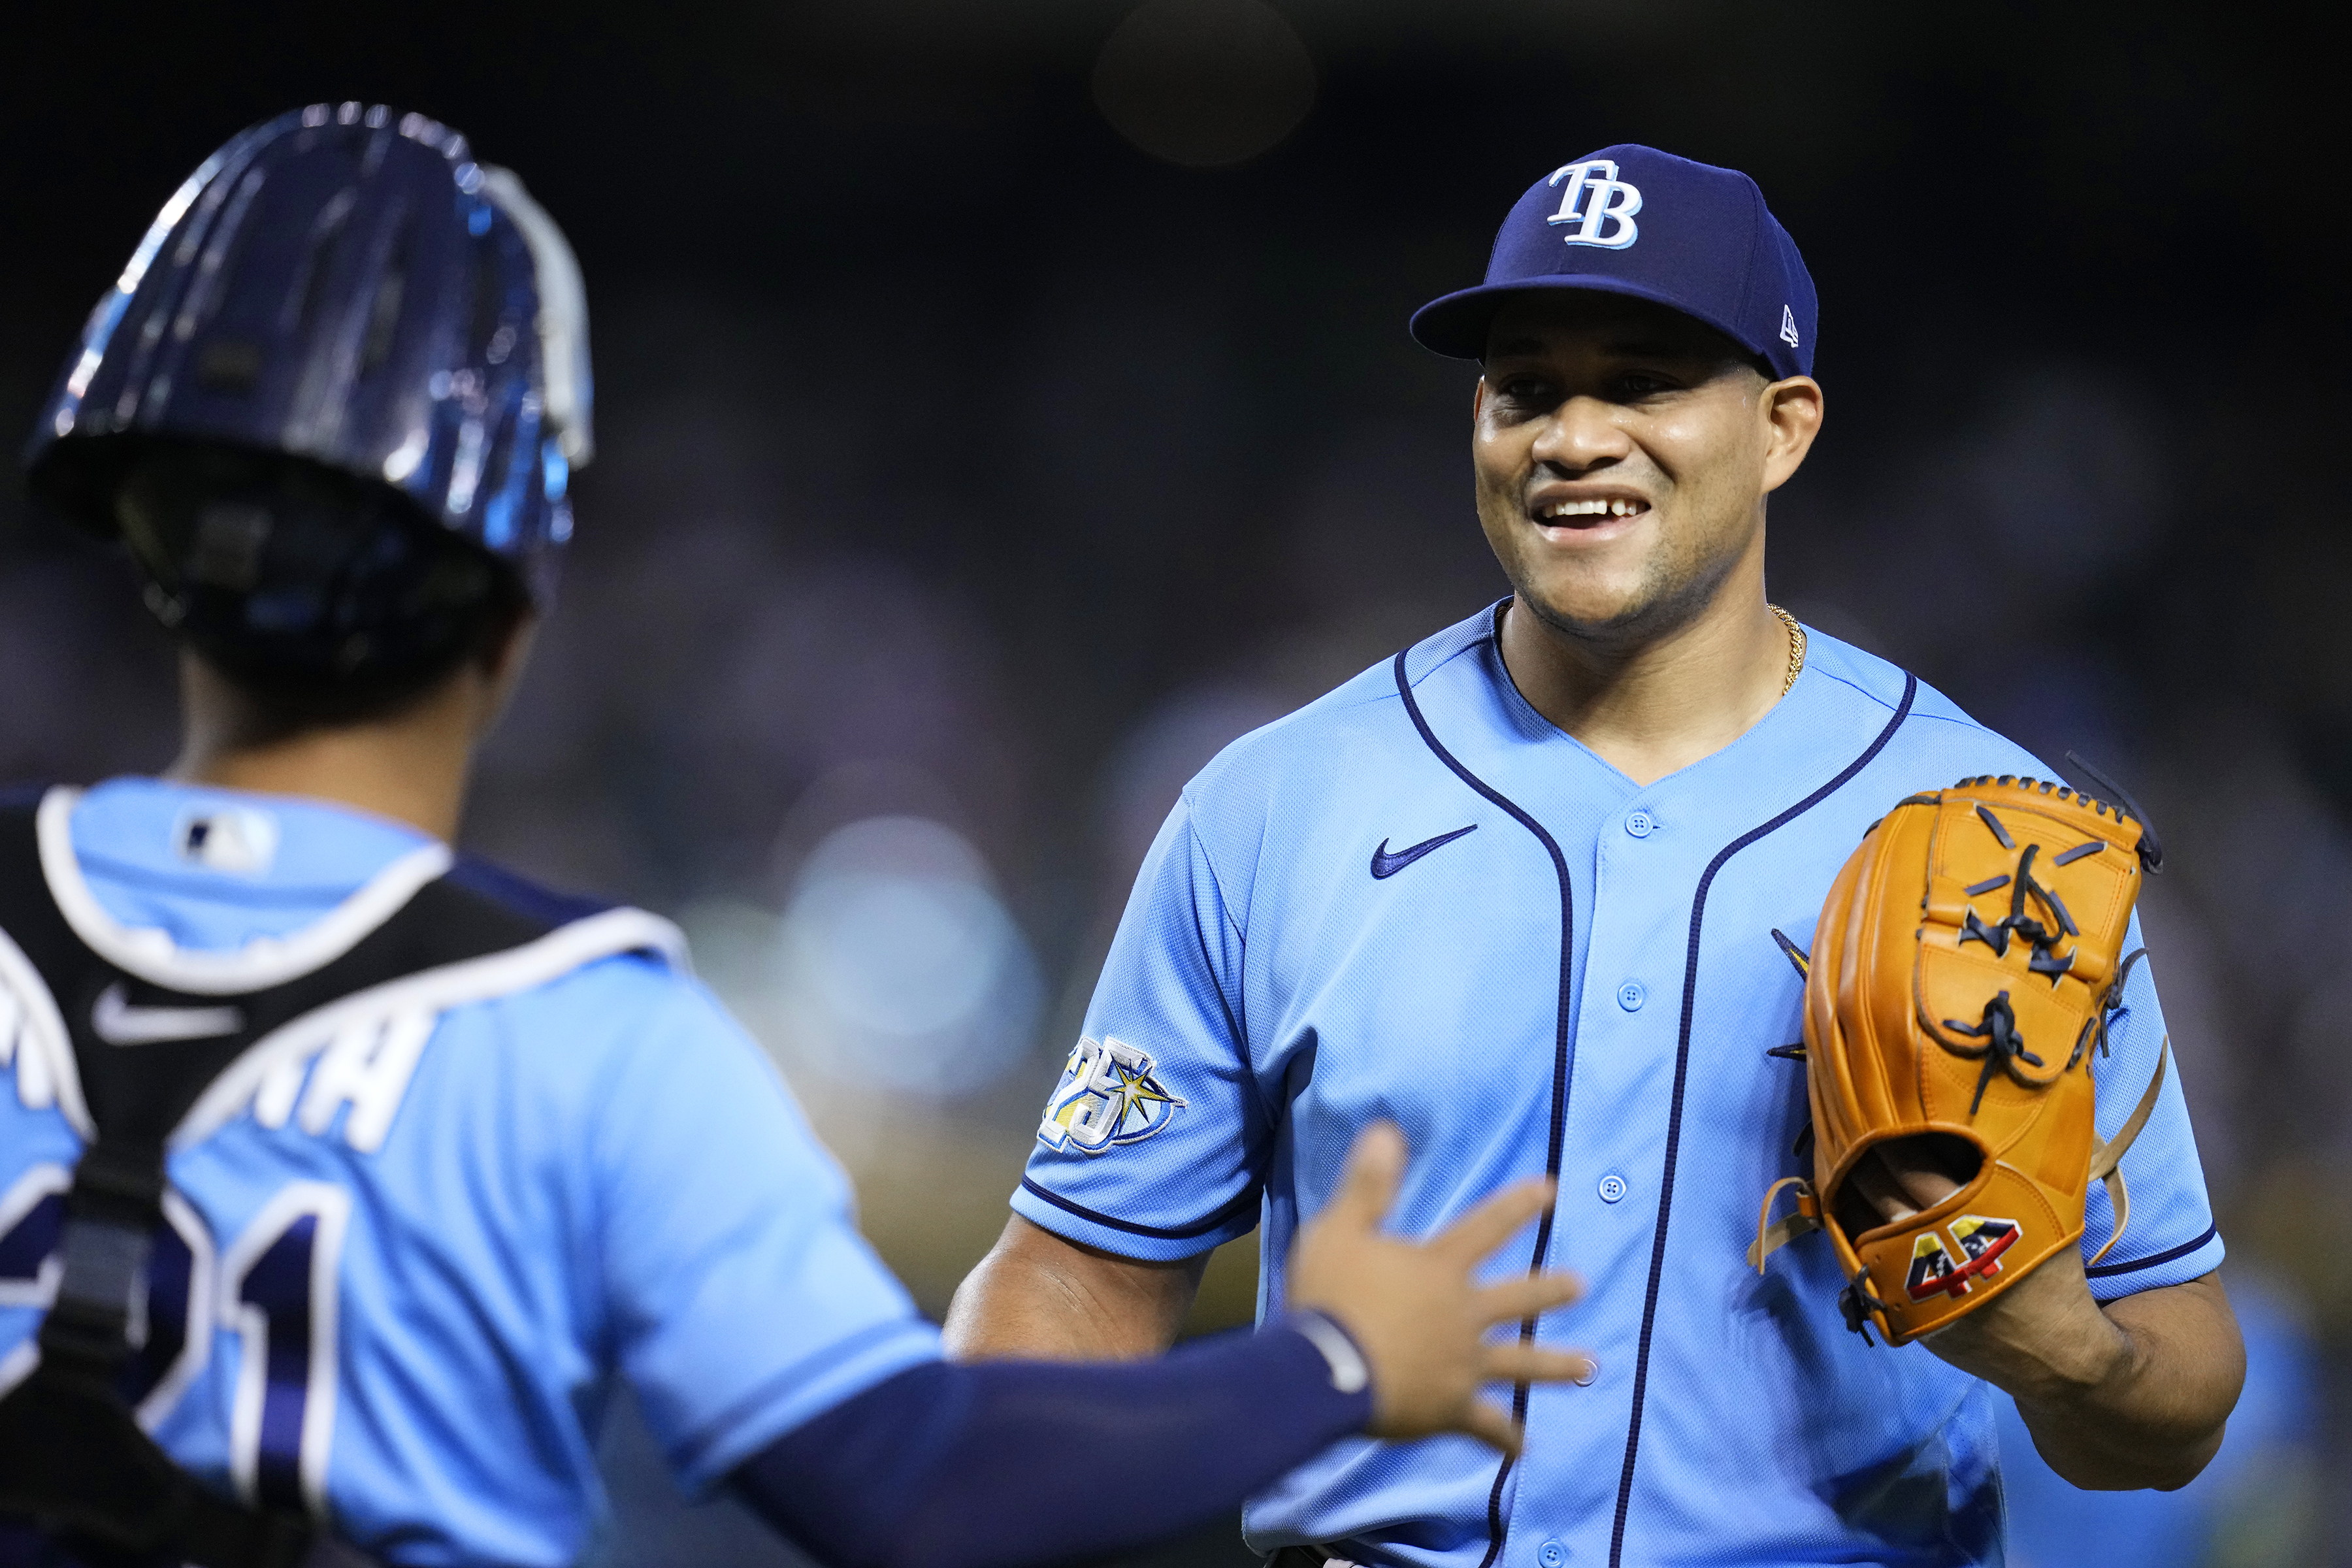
[1036, 1036, 1186, 1154]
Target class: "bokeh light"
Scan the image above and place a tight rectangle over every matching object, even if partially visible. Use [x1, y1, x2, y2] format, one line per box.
[692, 816, 1042, 1100]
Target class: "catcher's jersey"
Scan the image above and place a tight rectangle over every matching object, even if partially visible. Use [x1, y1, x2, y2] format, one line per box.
[1017, 605, 2220, 1568]
[0, 778, 939, 1565]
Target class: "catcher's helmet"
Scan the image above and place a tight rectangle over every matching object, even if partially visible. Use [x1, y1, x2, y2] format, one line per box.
[23, 103, 591, 609]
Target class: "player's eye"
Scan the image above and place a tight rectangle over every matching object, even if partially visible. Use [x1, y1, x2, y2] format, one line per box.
[1613, 371, 1676, 400]
[1492, 375, 1560, 410]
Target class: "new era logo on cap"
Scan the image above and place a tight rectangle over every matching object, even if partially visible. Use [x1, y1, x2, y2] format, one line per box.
[1410, 144, 1819, 382]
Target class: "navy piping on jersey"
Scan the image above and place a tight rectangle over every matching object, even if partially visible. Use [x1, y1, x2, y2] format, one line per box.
[1019, 1177, 1262, 1242]
[2084, 1222, 2219, 1279]
[446, 854, 617, 926]
[1390, 647, 1577, 1568]
[1607, 671, 1916, 1568]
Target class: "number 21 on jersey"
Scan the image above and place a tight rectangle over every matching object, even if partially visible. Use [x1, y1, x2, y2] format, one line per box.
[0, 1165, 349, 1514]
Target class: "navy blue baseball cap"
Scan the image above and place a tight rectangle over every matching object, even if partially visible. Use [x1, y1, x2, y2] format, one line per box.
[1410, 144, 1818, 380]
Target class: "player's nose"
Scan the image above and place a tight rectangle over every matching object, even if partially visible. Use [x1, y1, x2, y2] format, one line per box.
[1527, 395, 1633, 475]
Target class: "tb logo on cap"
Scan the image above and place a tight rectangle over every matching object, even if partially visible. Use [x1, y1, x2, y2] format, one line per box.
[1546, 159, 1642, 250]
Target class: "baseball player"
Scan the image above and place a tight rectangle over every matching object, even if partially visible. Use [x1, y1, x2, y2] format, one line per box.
[0, 107, 1593, 1568]
[947, 145, 2246, 1566]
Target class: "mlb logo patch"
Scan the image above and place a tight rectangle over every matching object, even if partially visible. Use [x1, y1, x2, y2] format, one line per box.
[173, 804, 280, 875]
[1037, 1036, 1185, 1154]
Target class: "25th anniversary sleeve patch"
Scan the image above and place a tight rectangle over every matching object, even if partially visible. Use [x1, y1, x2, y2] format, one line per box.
[1036, 1036, 1185, 1154]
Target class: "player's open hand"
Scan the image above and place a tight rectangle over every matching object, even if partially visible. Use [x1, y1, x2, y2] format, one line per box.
[1286, 1121, 1589, 1456]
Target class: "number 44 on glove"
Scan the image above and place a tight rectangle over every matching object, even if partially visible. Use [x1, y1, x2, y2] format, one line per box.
[1751, 766, 2171, 1346]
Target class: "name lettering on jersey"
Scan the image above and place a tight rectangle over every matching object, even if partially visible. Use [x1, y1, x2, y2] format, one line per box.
[1546, 159, 1642, 250]
[1037, 1036, 1186, 1154]
[1904, 1213, 2019, 1301]
[91, 981, 245, 1046]
[252, 1009, 438, 1154]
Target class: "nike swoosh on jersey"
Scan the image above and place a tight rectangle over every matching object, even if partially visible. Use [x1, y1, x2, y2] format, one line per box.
[90, 981, 245, 1046]
[1369, 825, 1478, 879]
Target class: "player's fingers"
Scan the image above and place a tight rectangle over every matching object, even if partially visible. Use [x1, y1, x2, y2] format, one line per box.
[1846, 1151, 1918, 1226]
[1455, 1399, 1524, 1458]
[1482, 1343, 1593, 1386]
[1431, 1177, 1556, 1264]
[1326, 1120, 1407, 1230]
[1874, 1137, 1968, 1212]
[1473, 1269, 1584, 1325]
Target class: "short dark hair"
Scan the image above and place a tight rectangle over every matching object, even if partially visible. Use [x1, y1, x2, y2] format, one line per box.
[114, 439, 529, 732]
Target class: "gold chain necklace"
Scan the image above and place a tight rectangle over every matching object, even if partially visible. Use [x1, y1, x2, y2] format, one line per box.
[1768, 603, 1807, 696]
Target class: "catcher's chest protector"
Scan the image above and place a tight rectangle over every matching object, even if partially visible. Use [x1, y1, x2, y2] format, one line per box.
[1753, 774, 2166, 1345]
[0, 798, 661, 1568]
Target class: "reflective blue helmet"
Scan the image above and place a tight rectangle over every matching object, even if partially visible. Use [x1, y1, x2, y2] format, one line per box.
[23, 103, 591, 608]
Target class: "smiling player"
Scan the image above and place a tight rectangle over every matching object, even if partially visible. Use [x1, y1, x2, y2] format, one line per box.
[948, 146, 2244, 1566]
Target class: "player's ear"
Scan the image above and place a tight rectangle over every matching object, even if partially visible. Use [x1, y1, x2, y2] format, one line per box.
[1760, 376, 1824, 494]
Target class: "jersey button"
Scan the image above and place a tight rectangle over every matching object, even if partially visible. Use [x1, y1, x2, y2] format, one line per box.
[1625, 809, 1656, 838]
[1538, 1542, 1567, 1568]
[1598, 1171, 1629, 1203]
[1616, 979, 1646, 1011]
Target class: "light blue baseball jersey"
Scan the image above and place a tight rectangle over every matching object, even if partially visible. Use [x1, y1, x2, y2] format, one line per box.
[1017, 604, 2221, 1568]
[0, 778, 939, 1566]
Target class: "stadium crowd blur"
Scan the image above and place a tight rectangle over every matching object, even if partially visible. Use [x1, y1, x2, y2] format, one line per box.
[1, 3, 2342, 1563]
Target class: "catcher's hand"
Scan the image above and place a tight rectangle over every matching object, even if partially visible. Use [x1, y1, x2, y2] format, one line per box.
[1290, 1122, 1591, 1455]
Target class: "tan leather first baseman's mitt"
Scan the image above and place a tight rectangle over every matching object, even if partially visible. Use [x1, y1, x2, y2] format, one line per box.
[1751, 769, 2170, 1345]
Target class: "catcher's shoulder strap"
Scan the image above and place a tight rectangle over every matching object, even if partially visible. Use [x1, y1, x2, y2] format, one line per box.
[0, 789, 683, 1567]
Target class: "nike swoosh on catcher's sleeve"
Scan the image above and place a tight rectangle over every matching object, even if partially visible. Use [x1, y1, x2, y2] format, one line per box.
[91, 981, 245, 1046]
[1369, 825, 1478, 879]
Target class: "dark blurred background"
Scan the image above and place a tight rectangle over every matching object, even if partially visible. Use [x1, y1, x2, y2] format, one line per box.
[2, 3, 2344, 1563]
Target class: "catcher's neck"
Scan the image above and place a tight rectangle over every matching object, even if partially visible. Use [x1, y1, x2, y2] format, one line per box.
[166, 640, 523, 845]
[1497, 540, 1790, 788]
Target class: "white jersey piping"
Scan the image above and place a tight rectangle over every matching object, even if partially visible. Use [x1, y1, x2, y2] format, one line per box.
[35, 787, 456, 996]
[0, 923, 94, 1138]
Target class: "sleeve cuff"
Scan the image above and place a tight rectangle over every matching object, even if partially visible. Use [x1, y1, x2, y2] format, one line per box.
[1010, 1176, 1258, 1263]
[2083, 1223, 2225, 1302]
